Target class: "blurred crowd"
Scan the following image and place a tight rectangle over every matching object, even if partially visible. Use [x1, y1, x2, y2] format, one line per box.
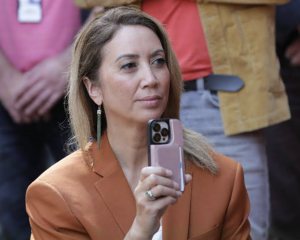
[0, 0, 299, 240]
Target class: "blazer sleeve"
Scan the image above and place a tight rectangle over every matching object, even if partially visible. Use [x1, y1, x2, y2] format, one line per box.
[26, 179, 90, 240]
[221, 163, 252, 240]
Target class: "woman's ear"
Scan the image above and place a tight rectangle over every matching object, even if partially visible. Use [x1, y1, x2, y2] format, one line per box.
[83, 77, 103, 105]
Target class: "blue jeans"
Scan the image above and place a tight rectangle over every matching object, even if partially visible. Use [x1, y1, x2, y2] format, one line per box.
[180, 78, 270, 240]
[0, 100, 70, 240]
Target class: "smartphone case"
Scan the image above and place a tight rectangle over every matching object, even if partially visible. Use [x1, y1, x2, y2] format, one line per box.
[148, 119, 185, 192]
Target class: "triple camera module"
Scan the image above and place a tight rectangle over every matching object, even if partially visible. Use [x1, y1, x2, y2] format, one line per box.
[152, 121, 169, 143]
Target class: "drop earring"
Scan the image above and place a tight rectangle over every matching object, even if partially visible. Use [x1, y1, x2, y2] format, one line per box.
[97, 105, 101, 149]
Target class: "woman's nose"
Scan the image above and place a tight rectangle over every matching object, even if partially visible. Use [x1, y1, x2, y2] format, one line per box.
[140, 66, 158, 88]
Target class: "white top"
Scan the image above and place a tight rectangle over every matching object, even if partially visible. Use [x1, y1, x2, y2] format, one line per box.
[152, 226, 162, 240]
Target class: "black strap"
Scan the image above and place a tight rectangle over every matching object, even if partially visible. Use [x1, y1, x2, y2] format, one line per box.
[183, 80, 197, 91]
[204, 74, 244, 92]
[184, 74, 244, 92]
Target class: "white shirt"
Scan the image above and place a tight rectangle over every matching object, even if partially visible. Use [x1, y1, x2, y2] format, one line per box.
[152, 226, 162, 240]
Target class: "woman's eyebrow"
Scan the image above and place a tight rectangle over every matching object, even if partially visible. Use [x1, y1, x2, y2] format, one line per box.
[115, 49, 165, 62]
[150, 49, 165, 57]
[115, 54, 139, 62]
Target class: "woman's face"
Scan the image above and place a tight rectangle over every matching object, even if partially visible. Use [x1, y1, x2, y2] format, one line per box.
[97, 25, 170, 126]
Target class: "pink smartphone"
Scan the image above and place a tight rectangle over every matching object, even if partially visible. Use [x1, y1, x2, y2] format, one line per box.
[147, 119, 185, 192]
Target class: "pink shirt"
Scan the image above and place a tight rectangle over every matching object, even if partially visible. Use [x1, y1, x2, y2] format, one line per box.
[0, 0, 81, 73]
[142, 0, 213, 81]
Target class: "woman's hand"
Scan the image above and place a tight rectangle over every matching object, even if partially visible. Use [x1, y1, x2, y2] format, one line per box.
[126, 167, 192, 240]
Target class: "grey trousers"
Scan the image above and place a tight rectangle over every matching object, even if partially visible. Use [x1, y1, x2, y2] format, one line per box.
[180, 78, 270, 240]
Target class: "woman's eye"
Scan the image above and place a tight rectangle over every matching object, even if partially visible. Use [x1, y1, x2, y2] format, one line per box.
[121, 62, 137, 69]
[153, 58, 166, 66]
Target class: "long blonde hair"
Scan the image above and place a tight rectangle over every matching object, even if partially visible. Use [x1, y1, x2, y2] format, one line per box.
[67, 6, 218, 174]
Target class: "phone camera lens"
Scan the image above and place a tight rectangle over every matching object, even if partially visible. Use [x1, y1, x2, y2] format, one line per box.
[161, 128, 168, 137]
[153, 133, 161, 142]
[153, 123, 161, 132]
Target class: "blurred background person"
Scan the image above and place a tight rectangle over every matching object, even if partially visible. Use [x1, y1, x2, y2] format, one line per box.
[72, 0, 291, 239]
[265, 1, 300, 239]
[0, 0, 81, 239]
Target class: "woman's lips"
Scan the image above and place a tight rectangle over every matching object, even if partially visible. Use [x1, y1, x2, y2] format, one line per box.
[139, 95, 161, 106]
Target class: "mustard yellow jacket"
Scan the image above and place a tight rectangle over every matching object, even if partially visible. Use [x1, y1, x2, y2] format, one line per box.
[74, 0, 291, 135]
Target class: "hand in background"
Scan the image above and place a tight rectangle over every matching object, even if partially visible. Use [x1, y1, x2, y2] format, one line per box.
[15, 48, 71, 120]
[285, 24, 300, 66]
[0, 50, 31, 123]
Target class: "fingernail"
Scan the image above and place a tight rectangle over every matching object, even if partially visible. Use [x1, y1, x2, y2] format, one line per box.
[176, 191, 182, 197]
[185, 174, 192, 182]
[166, 169, 172, 176]
[174, 182, 179, 189]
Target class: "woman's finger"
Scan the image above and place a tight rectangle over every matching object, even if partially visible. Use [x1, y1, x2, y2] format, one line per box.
[148, 185, 182, 200]
[140, 166, 172, 182]
[141, 174, 179, 192]
[184, 174, 192, 185]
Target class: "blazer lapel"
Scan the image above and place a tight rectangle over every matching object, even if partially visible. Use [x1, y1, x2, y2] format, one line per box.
[162, 168, 192, 240]
[90, 133, 192, 239]
[91, 133, 136, 237]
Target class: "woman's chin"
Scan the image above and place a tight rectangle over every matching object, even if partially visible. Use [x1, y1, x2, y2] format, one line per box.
[137, 112, 164, 125]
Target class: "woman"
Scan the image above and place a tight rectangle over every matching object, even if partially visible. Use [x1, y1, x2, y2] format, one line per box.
[26, 6, 251, 240]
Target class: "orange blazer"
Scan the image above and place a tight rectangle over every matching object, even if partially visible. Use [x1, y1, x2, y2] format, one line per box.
[26, 133, 251, 240]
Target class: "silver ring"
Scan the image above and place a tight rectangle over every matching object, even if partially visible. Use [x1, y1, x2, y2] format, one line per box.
[145, 190, 156, 200]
